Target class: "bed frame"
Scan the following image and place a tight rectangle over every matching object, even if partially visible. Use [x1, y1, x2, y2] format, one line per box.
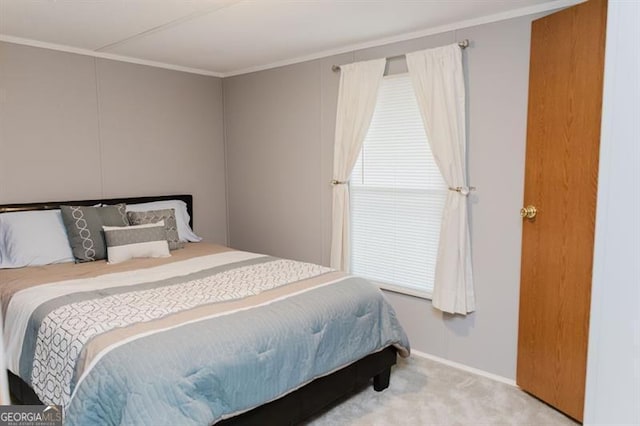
[0, 194, 194, 228]
[1, 194, 398, 425]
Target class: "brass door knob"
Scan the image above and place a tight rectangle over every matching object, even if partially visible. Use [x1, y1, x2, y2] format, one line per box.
[520, 205, 537, 219]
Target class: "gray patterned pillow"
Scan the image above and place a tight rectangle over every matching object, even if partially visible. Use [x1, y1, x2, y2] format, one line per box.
[126, 208, 183, 250]
[60, 204, 129, 262]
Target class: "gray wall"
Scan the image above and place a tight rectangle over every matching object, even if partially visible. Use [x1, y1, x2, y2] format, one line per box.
[0, 42, 227, 243]
[584, 1, 640, 423]
[224, 15, 537, 379]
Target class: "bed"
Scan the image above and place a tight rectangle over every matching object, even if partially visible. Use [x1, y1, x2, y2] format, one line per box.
[0, 195, 409, 425]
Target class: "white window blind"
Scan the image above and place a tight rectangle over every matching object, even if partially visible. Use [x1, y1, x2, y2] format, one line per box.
[350, 73, 447, 296]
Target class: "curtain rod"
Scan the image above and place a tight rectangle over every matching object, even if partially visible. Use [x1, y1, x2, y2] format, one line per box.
[331, 39, 470, 72]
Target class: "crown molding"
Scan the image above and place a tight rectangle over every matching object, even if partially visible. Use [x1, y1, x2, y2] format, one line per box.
[0, 34, 224, 78]
[222, 0, 583, 77]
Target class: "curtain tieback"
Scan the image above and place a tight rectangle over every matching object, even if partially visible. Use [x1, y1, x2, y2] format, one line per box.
[449, 186, 476, 196]
[331, 180, 349, 185]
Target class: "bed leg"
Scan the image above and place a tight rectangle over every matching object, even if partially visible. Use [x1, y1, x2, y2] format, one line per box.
[373, 367, 391, 391]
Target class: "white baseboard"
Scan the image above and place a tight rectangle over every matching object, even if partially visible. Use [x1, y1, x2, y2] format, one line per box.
[410, 349, 518, 387]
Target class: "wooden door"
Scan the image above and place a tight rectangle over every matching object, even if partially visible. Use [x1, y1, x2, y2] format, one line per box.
[516, 0, 607, 422]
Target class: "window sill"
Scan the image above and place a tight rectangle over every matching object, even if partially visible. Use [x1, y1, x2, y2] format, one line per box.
[373, 281, 433, 301]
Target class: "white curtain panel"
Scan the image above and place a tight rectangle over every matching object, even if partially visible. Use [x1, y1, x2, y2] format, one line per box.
[406, 44, 475, 315]
[330, 58, 386, 271]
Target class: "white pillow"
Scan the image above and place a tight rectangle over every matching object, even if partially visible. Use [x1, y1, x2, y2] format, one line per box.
[0, 210, 75, 268]
[126, 200, 202, 243]
[103, 221, 170, 264]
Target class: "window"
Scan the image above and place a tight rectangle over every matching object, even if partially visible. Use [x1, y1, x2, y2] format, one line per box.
[350, 73, 447, 298]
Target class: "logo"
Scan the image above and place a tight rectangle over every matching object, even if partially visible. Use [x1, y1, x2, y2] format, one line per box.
[0, 405, 62, 426]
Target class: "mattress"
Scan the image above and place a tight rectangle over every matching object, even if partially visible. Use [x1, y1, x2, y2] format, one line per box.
[1, 243, 409, 425]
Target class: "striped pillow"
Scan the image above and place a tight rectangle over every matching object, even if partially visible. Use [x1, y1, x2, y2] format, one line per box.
[103, 221, 170, 264]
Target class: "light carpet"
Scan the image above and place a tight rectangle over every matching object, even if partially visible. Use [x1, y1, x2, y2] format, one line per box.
[307, 355, 578, 425]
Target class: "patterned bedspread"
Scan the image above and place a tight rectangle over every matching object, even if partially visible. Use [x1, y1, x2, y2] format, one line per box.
[2, 244, 409, 425]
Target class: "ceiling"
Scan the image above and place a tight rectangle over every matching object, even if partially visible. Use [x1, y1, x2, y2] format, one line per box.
[0, 0, 580, 77]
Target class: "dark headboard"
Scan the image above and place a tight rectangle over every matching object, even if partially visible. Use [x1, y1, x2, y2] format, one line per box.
[0, 194, 194, 228]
